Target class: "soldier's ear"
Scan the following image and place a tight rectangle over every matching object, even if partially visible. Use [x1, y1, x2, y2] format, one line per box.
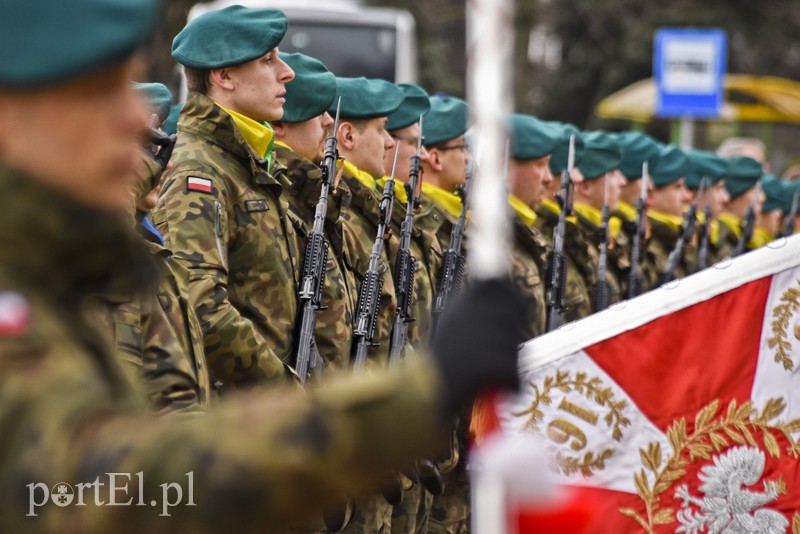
[427, 149, 443, 172]
[271, 121, 286, 139]
[339, 122, 356, 150]
[209, 68, 234, 92]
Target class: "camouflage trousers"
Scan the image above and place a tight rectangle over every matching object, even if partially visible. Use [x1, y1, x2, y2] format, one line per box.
[427, 468, 470, 534]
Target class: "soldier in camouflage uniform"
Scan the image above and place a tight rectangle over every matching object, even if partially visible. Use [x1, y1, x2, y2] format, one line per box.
[0, 5, 530, 530]
[152, 7, 300, 390]
[644, 145, 694, 282]
[419, 95, 473, 534]
[506, 114, 559, 337]
[716, 156, 766, 259]
[270, 52, 356, 372]
[330, 77, 406, 533]
[571, 131, 628, 307]
[683, 150, 729, 271]
[535, 123, 594, 324]
[609, 131, 662, 295]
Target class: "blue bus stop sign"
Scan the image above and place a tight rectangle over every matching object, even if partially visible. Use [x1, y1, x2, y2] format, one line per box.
[653, 29, 727, 119]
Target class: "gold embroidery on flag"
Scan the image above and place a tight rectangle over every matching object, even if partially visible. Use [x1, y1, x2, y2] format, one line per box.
[513, 370, 631, 476]
[767, 279, 800, 371]
[793, 512, 800, 534]
[620, 398, 800, 533]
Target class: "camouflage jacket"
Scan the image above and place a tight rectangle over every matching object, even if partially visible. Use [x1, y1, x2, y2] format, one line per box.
[534, 205, 595, 325]
[0, 164, 447, 533]
[509, 216, 549, 339]
[92, 240, 210, 413]
[272, 144, 356, 371]
[573, 210, 630, 306]
[713, 215, 742, 262]
[340, 171, 399, 369]
[645, 215, 697, 282]
[152, 92, 299, 389]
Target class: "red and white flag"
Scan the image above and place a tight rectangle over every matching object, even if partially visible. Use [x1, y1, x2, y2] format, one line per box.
[487, 236, 800, 533]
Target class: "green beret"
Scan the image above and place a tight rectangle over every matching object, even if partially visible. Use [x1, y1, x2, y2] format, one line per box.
[761, 175, 784, 213]
[548, 122, 584, 175]
[780, 180, 800, 214]
[650, 145, 689, 187]
[609, 132, 661, 181]
[134, 82, 173, 123]
[508, 114, 562, 160]
[279, 53, 336, 123]
[386, 84, 431, 131]
[422, 96, 471, 147]
[162, 103, 182, 136]
[0, 0, 157, 88]
[684, 150, 727, 190]
[724, 156, 763, 199]
[329, 77, 404, 119]
[577, 131, 623, 181]
[173, 6, 288, 69]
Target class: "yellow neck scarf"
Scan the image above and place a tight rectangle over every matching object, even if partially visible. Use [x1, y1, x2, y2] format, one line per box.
[540, 198, 561, 215]
[573, 202, 621, 238]
[718, 213, 743, 238]
[377, 176, 409, 204]
[616, 200, 637, 222]
[750, 226, 775, 249]
[218, 104, 275, 161]
[648, 210, 684, 232]
[421, 183, 462, 218]
[342, 160, 377, 191]
[508, 194, 537, 227]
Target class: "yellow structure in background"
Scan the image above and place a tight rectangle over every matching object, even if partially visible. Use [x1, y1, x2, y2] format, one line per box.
[596, 75, 800, 125]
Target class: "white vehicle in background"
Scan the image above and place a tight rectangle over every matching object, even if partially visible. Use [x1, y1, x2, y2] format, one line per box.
[179, 0, 418, 100]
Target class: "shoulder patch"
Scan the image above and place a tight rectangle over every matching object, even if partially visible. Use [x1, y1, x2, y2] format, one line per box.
[187, 176, 214, 194]
[0, 292, 30, 335]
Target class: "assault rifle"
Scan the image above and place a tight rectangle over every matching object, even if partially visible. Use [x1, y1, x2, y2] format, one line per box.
[430, 160, 474, 339]
[352, 148, 400, 371]
[662, 177, 706, 284]
[545, 135, 575, 331]
[778, 189, 800, 239]
[627, 162, 648, 299]
[697, 178, 713, 271]
[293, 99, 341, 383]
[733, 181, 761, 257]
[388, 118, 423, 366]
[593, 173, 611, 312]
[147, 126, 176, 172]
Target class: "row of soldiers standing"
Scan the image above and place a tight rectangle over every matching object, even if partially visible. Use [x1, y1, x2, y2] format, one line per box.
[122, 5, 791, 534]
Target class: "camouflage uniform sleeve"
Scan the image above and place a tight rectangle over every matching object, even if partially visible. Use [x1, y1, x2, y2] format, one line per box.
[0, 316, 443, 532]
[152, 170, 286, 389]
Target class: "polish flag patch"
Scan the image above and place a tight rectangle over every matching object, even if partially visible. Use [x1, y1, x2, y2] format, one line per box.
[187, 176, 213, 193]
[0, 292, 30, 335]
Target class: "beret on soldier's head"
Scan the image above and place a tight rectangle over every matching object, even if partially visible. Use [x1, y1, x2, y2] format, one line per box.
[422, 96, 471, 147]
[172, 6, 288, 69]
[548, 122, 584, 175]
[329, 77, 404, 120]
[577, 131, 623, 181]
[162, 104, 182, 136]
[684, 150, 727, 190]
[724, 156, 763, 199]
[649, 145, 689, 188]
[278, 53, 336, 123]
[780, 179, 800, 214]
[0, 0, 157, 88]
[386, 84, 431, 132]
[761, 175, 784, 213]
[508, 114, 562, 160]
[133, 82, 173, 123]
[609, 132, 661, 181]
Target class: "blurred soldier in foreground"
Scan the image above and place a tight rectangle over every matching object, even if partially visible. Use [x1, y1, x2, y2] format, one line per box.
[0, 0, 530, 532]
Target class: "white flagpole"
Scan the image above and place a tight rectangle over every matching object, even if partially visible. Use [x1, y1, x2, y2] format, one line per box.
[467, 0, 515, 531]
[466, 0, 514, 281]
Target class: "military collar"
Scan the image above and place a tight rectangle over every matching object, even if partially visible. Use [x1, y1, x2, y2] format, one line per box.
[0, 165, 157, 308]
[341, 170, 382, 226]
